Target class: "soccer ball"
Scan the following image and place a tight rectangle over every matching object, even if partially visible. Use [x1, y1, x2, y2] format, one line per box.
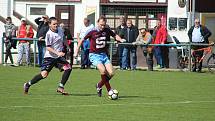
[108, 89, 119, 100]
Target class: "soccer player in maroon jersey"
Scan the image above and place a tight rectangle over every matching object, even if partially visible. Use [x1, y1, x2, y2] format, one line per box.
[74, 16, 126, 97]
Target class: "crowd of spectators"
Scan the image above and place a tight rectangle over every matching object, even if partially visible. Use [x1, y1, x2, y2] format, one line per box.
[2, 16, 212, 72]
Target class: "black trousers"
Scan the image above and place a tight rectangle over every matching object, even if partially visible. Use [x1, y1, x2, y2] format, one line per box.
[5, 42, 13, 64]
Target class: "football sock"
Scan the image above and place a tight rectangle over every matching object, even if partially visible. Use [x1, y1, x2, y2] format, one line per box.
[104, 81, 111, 91]
[105, 75, 111, 81]
[29, 73, 44, 85]
[98, 80, 104, 88]
[101, 74, 112, 91]
[60, 69, 72, 86]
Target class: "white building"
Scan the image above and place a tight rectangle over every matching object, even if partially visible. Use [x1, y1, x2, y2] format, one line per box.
[0, 0, 100, 64]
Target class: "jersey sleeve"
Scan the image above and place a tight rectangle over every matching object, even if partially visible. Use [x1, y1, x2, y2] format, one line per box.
[45, 33, 52, 47]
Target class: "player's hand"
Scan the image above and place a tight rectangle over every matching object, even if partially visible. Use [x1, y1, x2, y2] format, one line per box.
[57, 52, 65, 57]
[121, 39, 126, 43]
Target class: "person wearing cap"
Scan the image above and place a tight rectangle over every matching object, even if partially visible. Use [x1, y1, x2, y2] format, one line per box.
[35, 15, 49, 66]
[16, 18, 34, 66]
[133, 28, 153, 71]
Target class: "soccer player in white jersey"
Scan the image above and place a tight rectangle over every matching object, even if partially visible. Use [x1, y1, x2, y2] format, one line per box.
[23, 17, 72, 95]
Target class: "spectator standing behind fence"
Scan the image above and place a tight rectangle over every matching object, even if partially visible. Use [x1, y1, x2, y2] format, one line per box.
[121, 20, 139, 70]
[153, 19, 168, 69]
[60, 23, 74, 66]
[133, 28, 153, 71]
[35, 15, 49, 67]
[115, 16, 126, 69]
[4, 17, 16, 65]
[188, 18, 212, 72]
[77, 18, 94, 69]
[16, 18, 34, 66]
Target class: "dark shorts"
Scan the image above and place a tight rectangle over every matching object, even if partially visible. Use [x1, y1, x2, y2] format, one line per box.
[41, 57, 71, 72]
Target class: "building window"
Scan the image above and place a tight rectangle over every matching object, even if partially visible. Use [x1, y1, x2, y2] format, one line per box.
[100, 6, 167, 30]
[30, 7, 46, 15]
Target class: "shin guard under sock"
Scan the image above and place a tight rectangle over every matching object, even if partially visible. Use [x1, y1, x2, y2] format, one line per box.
[30, 73, 44, 85]
[60, 69, 72, 86]
[101, 75, 112, 91]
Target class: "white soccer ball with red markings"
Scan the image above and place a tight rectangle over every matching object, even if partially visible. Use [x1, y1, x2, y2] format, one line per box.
[108, 89, 119, 100]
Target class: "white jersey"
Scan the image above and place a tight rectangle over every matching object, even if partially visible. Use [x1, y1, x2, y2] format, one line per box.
[44, 27, 64, 58]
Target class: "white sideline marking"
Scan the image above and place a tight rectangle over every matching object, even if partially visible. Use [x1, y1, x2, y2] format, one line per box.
[0, 100, 215, 109]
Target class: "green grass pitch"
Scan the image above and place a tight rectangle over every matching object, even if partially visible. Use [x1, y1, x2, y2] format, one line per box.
[0, 66, 215, 121]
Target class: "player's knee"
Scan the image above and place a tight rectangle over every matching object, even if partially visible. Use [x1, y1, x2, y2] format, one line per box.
[65, 68, 72, 73]
[100, 71, 106, 75]
[108, 71, 115, 77]
[63, 64, 71, 71]
[41, 71, 48, 78]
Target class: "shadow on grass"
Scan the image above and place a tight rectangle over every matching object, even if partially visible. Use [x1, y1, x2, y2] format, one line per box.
[119, 95, 144, 99]
[119, 95, 162, 100]
[70, 93, 97, 97]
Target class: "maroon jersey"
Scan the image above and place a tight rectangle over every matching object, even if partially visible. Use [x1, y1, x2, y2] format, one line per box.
[84, 28, 116, 53]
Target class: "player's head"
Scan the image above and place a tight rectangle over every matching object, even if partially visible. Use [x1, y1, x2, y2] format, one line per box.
[126, 19, 132, 28]
[97, 16, 107, 31]
[84, 18, 90, 27]
[48, 17, 58, 32]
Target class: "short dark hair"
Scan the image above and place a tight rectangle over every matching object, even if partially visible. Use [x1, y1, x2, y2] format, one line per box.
[48, 17, 57, 24]
[97, 15, 106, 22]
[6, 17, 11, 21]
[84, 18, 90, 22]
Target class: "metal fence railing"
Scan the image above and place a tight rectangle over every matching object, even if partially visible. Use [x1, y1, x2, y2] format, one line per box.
[1, 37, 213, 71]
[1, 37, 39, 67]
[108, 41, 213, 71]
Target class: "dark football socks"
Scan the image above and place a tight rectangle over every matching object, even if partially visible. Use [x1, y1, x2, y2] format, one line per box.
[59, 69, 72, 87]
[29, 73, 44, 85]
[100, 74, 112, 91]
[98, 80, 104, 88]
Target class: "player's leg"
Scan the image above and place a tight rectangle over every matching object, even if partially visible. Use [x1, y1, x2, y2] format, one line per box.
[104, 63, 115, 92]
[23, 58, 55, 94]
[89, 53, 106, 96]
[96, 63, 107, 97]
[24, 70, 49, 94]
[101, 53, 115, 92]
[56, 57, 72, 95]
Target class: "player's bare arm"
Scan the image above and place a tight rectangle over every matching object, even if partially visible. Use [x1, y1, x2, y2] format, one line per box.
[115, 34, 126, 43]
[74, 39, 84, 57]
[46, 46, 65, 57]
